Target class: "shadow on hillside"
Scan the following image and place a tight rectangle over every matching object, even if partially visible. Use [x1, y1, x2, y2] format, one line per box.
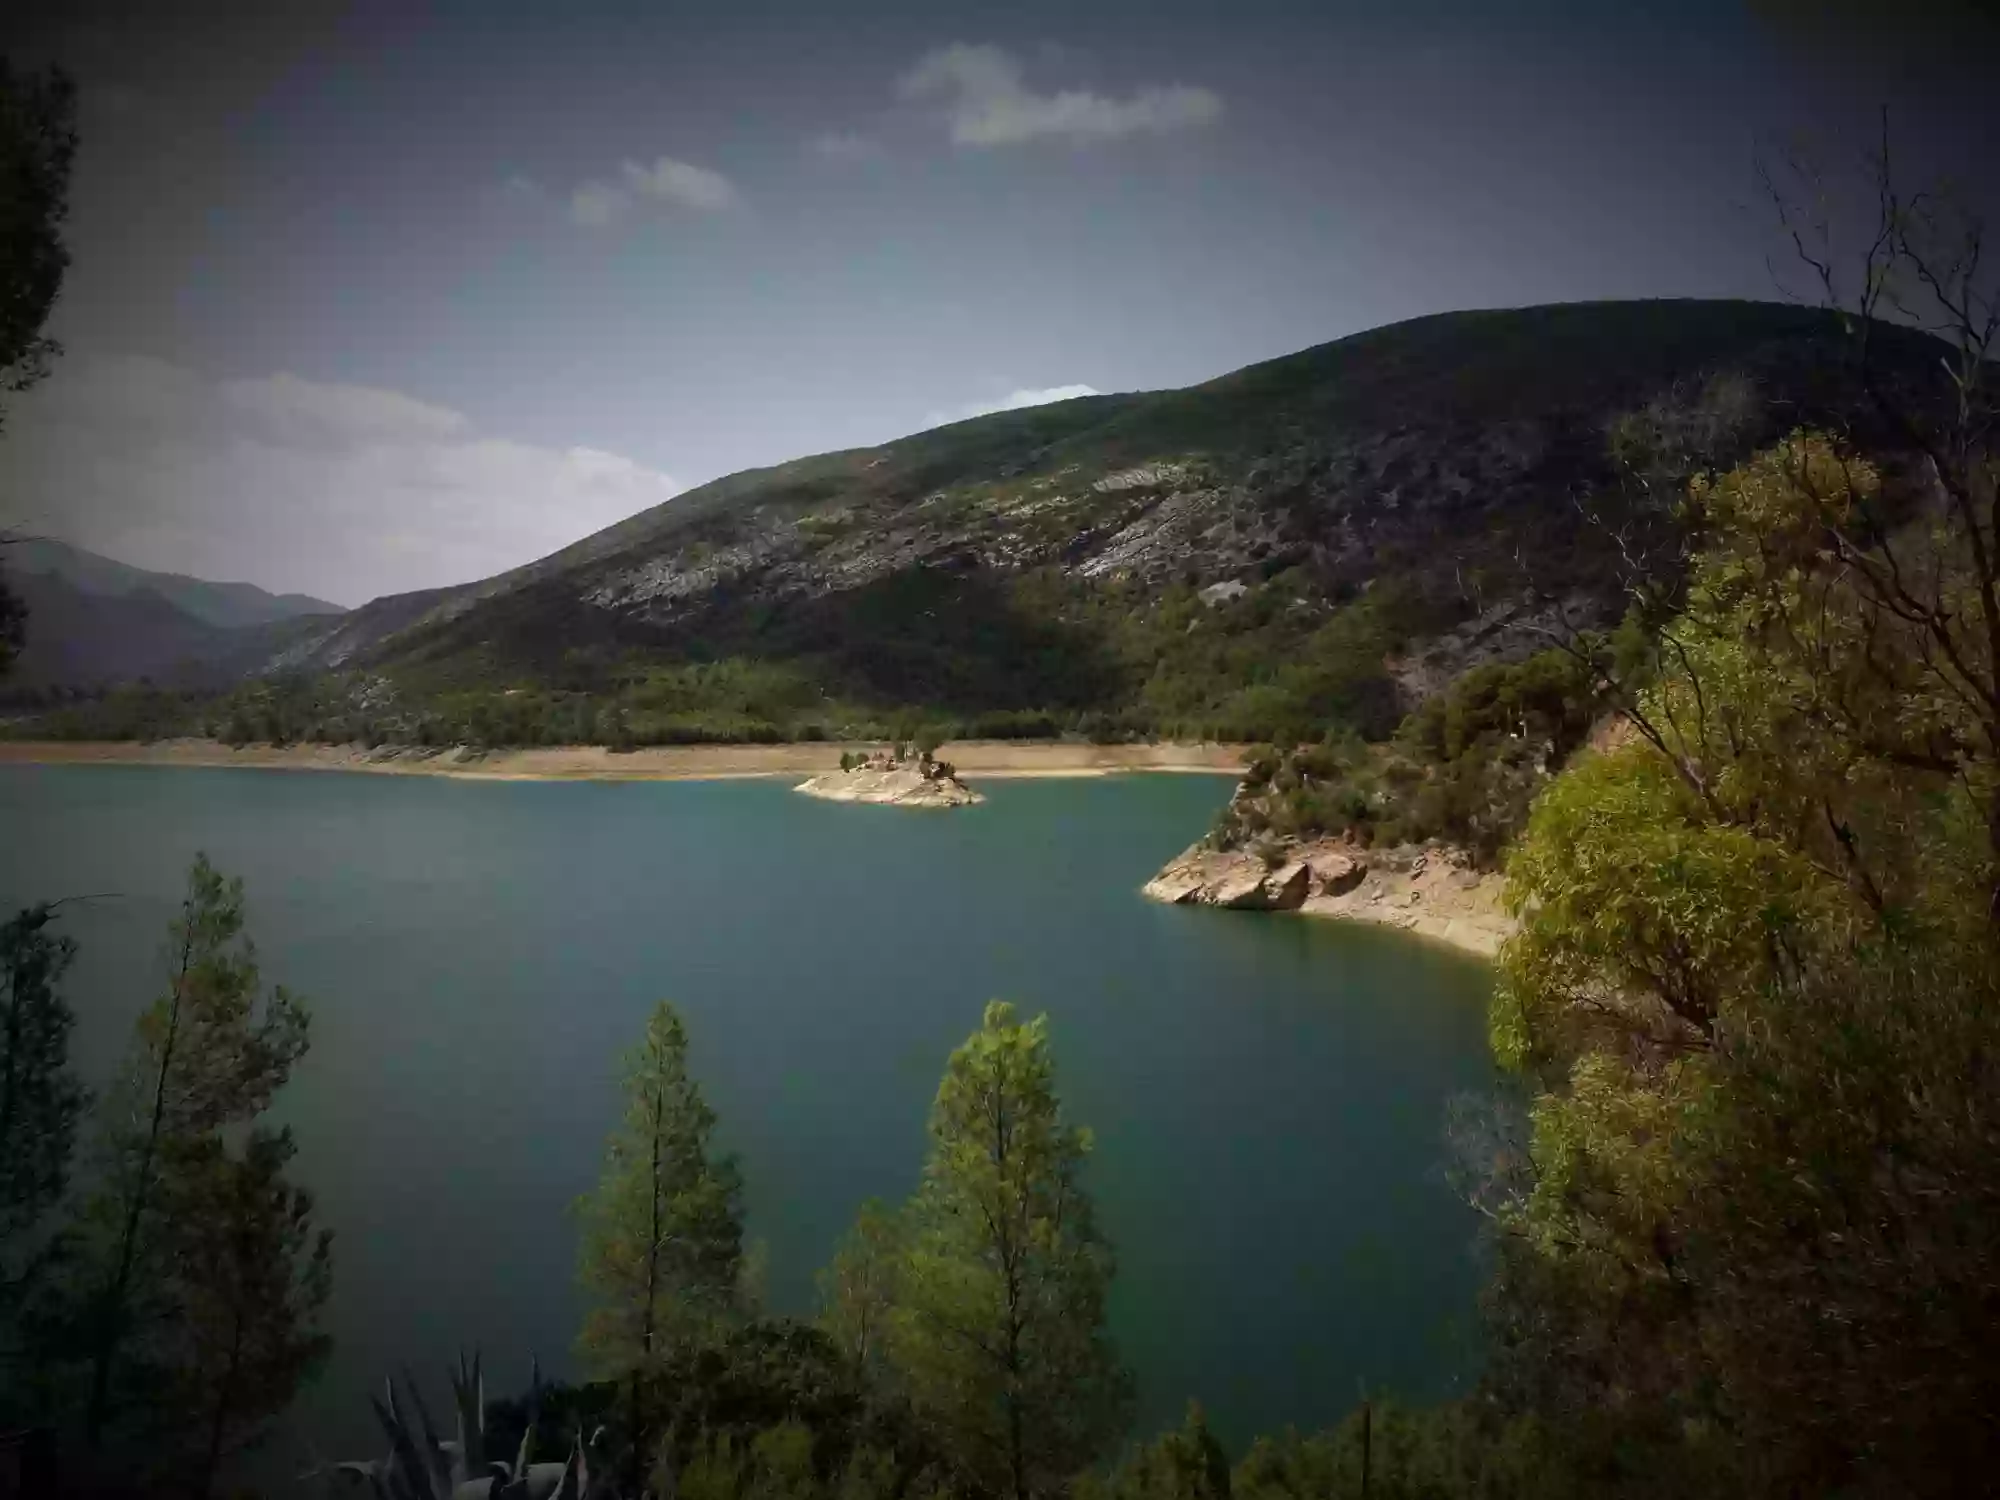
[667, 565, 1125, 713]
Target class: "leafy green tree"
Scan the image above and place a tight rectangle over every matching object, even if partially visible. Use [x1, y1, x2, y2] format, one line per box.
[607, 703, 636, 752]
[0, 905, 84, 1351]
[817, 1198, 903, 1377]
[1078, 1404, 1230, 1500]
[153, 1126, 332, 1498]
[577, 1000, 745, 1484]
[670, 1415, 949, 1500]
[72, 854, 311, 1448]
[888, 1001, 1129, 1500]
[1488, 433, 2000, 1492]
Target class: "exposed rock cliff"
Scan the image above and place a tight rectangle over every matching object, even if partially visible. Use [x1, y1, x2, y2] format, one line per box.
[1145, 836, 1512, 957]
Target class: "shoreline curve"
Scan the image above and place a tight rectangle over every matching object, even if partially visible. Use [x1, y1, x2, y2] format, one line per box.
[0, 738, 1250, 783]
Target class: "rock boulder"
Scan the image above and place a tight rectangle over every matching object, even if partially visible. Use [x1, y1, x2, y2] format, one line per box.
[1141, 847, 1311, 911]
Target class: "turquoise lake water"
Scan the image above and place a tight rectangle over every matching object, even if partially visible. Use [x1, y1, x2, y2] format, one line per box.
[0, 765, 1495, 1468]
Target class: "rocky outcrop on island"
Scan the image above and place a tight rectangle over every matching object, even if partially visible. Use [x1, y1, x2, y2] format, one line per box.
[795, 749, 983, 807]
[1144, 836, 1513, 957]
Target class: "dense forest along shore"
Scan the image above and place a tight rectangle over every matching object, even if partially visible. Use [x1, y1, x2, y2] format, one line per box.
[0, 738, 1250, 781]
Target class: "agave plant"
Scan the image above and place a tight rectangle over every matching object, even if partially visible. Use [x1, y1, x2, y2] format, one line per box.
[326, 1351, 608, 1499]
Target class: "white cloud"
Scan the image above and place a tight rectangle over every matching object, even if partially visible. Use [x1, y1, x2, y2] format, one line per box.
[930, 384, 1102, 426]
[0, 355, 682, 605]
[899, 43, 1222, 147]
[563, 155, 740, 229]
[218, 371, 469, 449]
[620, 156, 739, 211]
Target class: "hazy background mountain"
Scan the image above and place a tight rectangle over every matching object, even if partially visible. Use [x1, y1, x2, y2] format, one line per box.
[7, 538, 343, 628]
[0, 539, 342, 692]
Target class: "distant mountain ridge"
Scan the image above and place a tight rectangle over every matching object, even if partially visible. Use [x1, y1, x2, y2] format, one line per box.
[8, 538, 344, 629]
[1, 540, 343, 693]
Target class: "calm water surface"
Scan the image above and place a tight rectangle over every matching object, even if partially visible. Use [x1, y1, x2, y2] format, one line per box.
[0, 766, 1494, 1465]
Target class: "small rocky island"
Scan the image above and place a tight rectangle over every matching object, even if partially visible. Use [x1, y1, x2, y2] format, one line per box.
[795, 744, 983, 808]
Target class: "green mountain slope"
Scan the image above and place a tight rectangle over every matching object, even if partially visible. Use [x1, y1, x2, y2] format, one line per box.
[37, 299, 1950, 746]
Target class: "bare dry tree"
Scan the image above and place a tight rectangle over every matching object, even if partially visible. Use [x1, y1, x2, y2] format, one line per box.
[1471, 116, 2000, 914]
[1755, 112, 2000, 903]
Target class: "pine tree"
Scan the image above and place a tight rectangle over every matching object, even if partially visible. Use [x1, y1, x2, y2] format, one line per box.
[577, 1001, 744, 1482]
[891, 1001, 1130, 1500]
[1078, 1404, 1231, 1500]
[155, 1127, 332, 1499]
[75, 853, 311, 1447]
[0, 905, 85, 1378]
[818, 1198, 903, 1377]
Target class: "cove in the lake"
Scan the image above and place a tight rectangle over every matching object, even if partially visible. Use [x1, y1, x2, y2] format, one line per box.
[0, 766, 1495, 1466]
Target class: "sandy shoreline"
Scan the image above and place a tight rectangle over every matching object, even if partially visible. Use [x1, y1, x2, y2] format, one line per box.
[0, 738, 1249, 782]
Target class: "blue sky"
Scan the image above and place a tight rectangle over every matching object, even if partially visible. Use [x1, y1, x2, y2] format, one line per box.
[2, 0, 1991, 603]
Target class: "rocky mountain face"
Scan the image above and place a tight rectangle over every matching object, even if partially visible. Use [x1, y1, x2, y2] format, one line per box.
[22, 299, 1946, 745]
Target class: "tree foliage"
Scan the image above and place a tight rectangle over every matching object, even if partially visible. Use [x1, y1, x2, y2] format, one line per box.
[817, 1198, 903, 1379]
[0, 904, 84, 1370]
[69, 854, 314, 1454]
[1219, 646, 1606, 863]
[153, 1126, 333, 1498]
[884, 1001, 1130, 1500]
[0, 57, 74, 410]
[578, 1000, 747, 1483]
[0, 57, 78, 678]
[1486, 426, 2000, 1493]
